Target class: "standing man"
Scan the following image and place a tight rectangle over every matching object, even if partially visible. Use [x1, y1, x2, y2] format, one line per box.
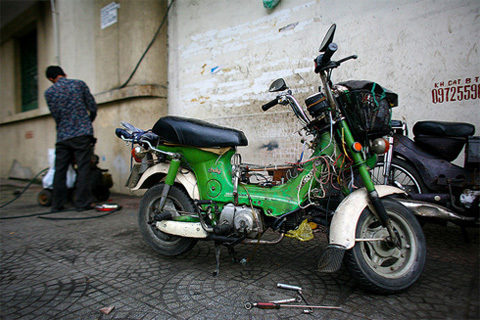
[44, 66, 97, 212]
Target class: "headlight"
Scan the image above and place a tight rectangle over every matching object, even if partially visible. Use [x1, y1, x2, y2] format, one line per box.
[131, 146, 146, 162]
[371, 138, 390, 154]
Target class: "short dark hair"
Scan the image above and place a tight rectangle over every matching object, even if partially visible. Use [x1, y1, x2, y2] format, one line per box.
[45, 66, 65, 79]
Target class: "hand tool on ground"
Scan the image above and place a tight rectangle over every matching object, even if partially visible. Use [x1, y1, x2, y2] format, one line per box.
[245, 283, 341, 313]
[277, 283, 309, 305]
[269, 297, 298, 304]
[244, 302, 341, 310]
[277, 283, 312, 312]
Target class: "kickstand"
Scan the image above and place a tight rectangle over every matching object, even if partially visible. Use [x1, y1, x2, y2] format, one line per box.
[213, 241, 221, 277]
[227, 246, 241, 263]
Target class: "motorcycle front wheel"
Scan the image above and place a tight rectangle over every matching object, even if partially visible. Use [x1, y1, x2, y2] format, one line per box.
[344, 199, 426, 294]
[138, 183, 197, 256]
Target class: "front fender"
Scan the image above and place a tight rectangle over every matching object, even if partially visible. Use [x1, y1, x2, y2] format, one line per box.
[132, 163, 200, 199]
[329, 186, 406, 249]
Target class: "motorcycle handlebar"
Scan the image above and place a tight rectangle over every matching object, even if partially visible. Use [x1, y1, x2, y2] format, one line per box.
[115, 126, 180, 159]
[115, 128, 133, 140]
[321, 43, 338, 65]
[262, 98, 278, 111]
[315, 43, 338, 73]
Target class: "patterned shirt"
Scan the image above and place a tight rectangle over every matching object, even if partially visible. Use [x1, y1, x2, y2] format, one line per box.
[45, 77, 97, 142]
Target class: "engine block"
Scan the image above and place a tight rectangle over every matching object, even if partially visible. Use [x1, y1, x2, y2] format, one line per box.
[219, 203, 263, 238]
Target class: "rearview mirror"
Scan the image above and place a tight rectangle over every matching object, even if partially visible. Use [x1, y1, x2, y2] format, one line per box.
[269, 78, 288, 92]
[319, 24, 336, 52]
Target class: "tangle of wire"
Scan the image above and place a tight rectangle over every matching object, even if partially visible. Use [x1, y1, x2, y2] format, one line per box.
[291, 118, 359, 208]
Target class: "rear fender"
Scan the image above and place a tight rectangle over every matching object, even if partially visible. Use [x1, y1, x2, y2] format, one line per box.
[393, 135, 466, 189]
[329, 186, 406, 250]
[132, 163, 199, 199]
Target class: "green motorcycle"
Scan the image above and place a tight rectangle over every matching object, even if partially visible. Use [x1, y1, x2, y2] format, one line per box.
[115, 24, 426, 294]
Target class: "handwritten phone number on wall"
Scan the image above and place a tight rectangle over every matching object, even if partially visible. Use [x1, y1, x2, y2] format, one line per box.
[432, 84, 479, 104]
[431, 77, 479, 104]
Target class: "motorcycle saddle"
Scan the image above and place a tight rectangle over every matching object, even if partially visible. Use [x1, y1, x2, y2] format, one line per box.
[413, 121, 475, 138]
[413, 121, 475, 162]
[152, 116, 248, 148]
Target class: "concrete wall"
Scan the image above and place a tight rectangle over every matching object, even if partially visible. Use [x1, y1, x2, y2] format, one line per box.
[93, 0, 169, 192]
[1, 0, 478, 196]
[0, 2, 56, 180]
[168, 0, 480, 165]
[0, 0, 168, 193]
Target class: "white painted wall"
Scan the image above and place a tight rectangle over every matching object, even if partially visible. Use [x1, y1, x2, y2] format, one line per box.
[168, 0, 480, 165]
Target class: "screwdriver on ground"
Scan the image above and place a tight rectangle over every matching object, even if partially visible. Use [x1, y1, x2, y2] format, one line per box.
[244, 302, 341, 310]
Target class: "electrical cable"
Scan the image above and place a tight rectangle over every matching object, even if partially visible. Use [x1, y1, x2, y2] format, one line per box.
[0, 167, 121, 220]
[0, 208, 76, 220]
[0, 167, 49, 209]
[118, 0, 176, 89]
[1, 207, 122, 220]
[317, 112, 334, 155]
[38, 208, 121, 220]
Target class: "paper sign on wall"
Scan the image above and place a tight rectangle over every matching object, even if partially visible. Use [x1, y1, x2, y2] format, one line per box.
[101, 2, 120, 29]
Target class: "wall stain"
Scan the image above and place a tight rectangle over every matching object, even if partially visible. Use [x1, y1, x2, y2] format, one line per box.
[260, 141, 279, 151]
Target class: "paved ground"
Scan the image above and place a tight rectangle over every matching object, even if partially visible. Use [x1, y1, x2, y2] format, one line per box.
[0, 179, 478, 320]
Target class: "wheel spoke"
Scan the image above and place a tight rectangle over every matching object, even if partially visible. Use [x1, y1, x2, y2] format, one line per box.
[371, 252, 388, 266]
[390, 247, 403, 259]
[370, 161, 423, 194]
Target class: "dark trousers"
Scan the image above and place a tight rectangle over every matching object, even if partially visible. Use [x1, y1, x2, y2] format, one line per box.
[52, 135, 93, 210]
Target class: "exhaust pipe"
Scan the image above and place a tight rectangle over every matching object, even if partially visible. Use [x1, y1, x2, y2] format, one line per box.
[242, 233, 284, 245]
[156, 220, 285, 244]
[397, 199, 476, 222]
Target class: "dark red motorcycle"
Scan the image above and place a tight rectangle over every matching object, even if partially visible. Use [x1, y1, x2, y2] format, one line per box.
[371, 119, 479, 226]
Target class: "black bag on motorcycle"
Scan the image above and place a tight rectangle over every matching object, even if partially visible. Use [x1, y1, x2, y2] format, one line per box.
[335, 80, 398, 143]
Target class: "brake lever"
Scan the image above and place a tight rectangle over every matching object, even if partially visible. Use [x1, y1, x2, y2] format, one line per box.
[317, 55, 357, 73]
[337, 54, 358, 64]
[336, 54, 358, 65]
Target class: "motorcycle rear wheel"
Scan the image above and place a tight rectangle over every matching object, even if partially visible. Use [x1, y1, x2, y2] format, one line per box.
[138, 183, 197, 256]
[370, 157, 427, 194]
[344, 199, 426, 294]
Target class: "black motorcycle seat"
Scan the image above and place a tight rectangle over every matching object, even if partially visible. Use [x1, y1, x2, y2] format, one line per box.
[413, 121, 475, 138]
[151, 116, 248, 148]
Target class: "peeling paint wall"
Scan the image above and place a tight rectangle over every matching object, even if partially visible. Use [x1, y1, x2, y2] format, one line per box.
[168, 0, 480, 165]
[1, 0, 478, 194]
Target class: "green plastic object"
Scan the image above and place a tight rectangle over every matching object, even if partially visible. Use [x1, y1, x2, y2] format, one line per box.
[263, 0, 280, 9]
